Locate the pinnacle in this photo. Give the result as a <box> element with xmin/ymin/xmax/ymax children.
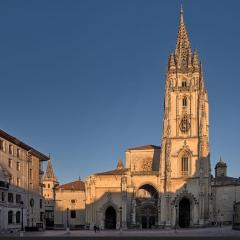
<box><xmin>117</xmin><ymin>159</ymin><xmax>124</xmax><ymax>169</ymax></box>
<box><xmin>44</xmin><ymin>159</ymin><xmax>57</xmax><ymax>180</ymax></box>
<box><xmin>175</xmin><ymin>6</ymin><xmax>192</xmax><ymax>70</ymax></box>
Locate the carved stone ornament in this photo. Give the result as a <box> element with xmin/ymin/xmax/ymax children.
<box><xmin>180</xmin><ymin>115</ymin><xmax>191</xmax><ymax>133</ymax></box>
<box><xmin>142</xmin><ymin>159</ymin><xmax>152</xmax><ymax>171</ymax></box>
<box><xmin>107</xmin><ymin>192</ymin><xmax>111</xmax><ymax>201</ymax></box>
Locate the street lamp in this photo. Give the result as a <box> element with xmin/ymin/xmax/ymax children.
<box><xmin>20</xmin><ymin>201</ymin><xmax>24</xmax><ymax>231</ymax></box>
<box><xmin>66</xmin><ymin>208</ymin><xmax>69</xmax><ymax>233</ymax></box>
<box><xmin>175</xmin><ymin>204</ymin><xmax>178</xmax><ymax>232</ymax></box>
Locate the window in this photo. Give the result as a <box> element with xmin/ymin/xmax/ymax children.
<box><xmin>16</xmin><ymin>211</ymin><xmax>21</xmax><ymax>224</ymax></box>
<box><xmin>17</xmin><ymin>178</ymin><xmax>20</xmax><ymax>187</ymax></box>
<box><xmin>70</xmin><ymin>210</ymin><xmax>76</xmax><ymax>218</ymax></box>
<box><xmin>0</xmin><ymin>140</ymin><xmax>3</xmax><ymax>151</ymax></box>
<box><xmin>16</xmin><ymin>194</ymin><xmax>21</xmax><ymax>203</ymax></box>
<box><xmin>182</xmin><ymin>97</ymin><xmax>187</xmax><ymax>107</ymax></box>
<box><xmin>8</xmin><ymin>211</ymin><xmax>13</xmax><ymax>224</ymax></box>
<box><xmin>8</xmin><ymin>158</ymin><xmax>12</xmax><ymax>168</ymax></box>
<box><xmin>48</xmin><ymin>184</ymin><xmax>50</xmax><ymax>188</ymax></box>
<box><xmin>16</xmin><ymin>162</ymin><xmax>20</xmax><ymax>171</ymax></box>
<box><xmin>8</xmin><ymin>193</ymin><xmax>14</xmax><ymax>203</ymax></box>
<box><xmin>40</xmin><ymin>199</ymin><xmax>43</xmax><ymax>209</ymax></box>
<box><xmin>182</xmin><ymin>80</ymin><xmax>187</xmax><ymax>87</ymax></box>
<box><xmin>181</xmin><ymin>156</ymin><xmax>189</xmax><ymax>176</ymax></box>
<box><xmin>9</xmin><ymin>175</ymin><xmax>13</xmax><ymax>185</ymax></box>
<box><xmin>17</xmin><ymin>148</ymin><xmax>20</xmax><ymax>158</ymax></box>
<box><xmin>71</xmin><ymin>199</ymin><xmax>76</xmax><ymax>204</ymax></box>
<box><xmin>40</xmin><ymin>212</ymin><xmax>44</xmax><ymax>222</ymax></box>
<box><xmin>9</xmin><ymin>145</ymin><xmax>13</xmax><ymax>155</ymax></box>
<box><xmin>29</xmin><ymin>169</ymin><xmax>32</xmax><ymax>179</ymax></box>
<box><xmin>1</xmin><ymin>192</ymin><xmax>5</xmax><ymax>202</ymax></box>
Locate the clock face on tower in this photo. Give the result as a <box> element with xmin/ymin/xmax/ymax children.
<box><xmin>180</xmin><ymin>115</ymin><xmax>191</xmax><ymax>133</ymax></box>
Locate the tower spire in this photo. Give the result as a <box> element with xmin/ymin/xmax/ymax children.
<box><xmin>44</xmin><ymin>159</ymin><xmax>56</xmax><ymax>180</ymax></box>
<box><xmin>175</xmin><ymin>5</ymin><xmax>192</xmax><ymax>70</ymax></box>
<box><xmin>180</xmin><ymin>4</ymin><xmax>184</xmax><ymax>23</ymax></box>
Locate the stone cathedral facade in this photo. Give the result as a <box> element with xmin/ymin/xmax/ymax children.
<box><xmin>84</xmin><ymin>8</ymin><xmax>211</xmax><ymax>229</ymax></box>
<box><xmin>45</xmin><ymin>8</ymin><xmax>240</xmax><ymax>231</ymax></box>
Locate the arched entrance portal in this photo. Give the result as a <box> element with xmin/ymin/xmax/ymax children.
<box><xmin>179</xmin><ymin>198</ymin><xmax>190</xmax><ymax>228</ymax></box>
<box><xmin>105</xmin><ymin>206</ymin><xmax>116</xmax><ymax>229</ymax></box>
<box><xmin>136</xmin><ymin>184</ymin><xmax>158</xmax><ymax>229</ymax></box>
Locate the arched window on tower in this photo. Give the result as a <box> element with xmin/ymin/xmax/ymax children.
<box><xmin>182</xmin><ymin>80</ymin><xmax>187</xmax><ymax>87</ymax></box>
<box><xmin>182</xmin><ymin>97</ymin><xmax>187</xmax><ymax>107</ymax></box>
<box><xmin>181</xmin><ymin>156</ymin><xmax>189</xmax><ymax>176</ymax></box>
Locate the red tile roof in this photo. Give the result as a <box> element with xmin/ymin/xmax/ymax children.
<box><xmin>127</xmin><ymin>144</ymin><xmax>161</xmax><ymax>151</ymax></box>
<box><xmin>58</xmin><ymin>180</ymin><xmax>85</xmax><ymax>191</ymax></box>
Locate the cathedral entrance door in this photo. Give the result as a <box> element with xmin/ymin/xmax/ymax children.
<box><xmin>179</xmin><ymin>198</ymin><xmax>190</xmax><ymax>228</ymax></box>
<box><xmin>105</xmin><ymin>206</ymin><xmax>116</xmax><ymax>229</ymax></box>
<box><xmin>141</xmin><ymin>216</ymin><xmax>147</xmax><ymax>228</ymax></box>
<box><xmin>136</xmin><ymin>184</ymin><xmax>158</xmax><ymax>229</ymax></box>
<box><xmin>149</xmin><ymin>216</ymin><xmax>155</xmax><ymax>228</ymax></box>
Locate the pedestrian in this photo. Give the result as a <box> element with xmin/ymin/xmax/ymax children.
<box><xmin>94</xmin><ymin>224</ymin><xmax>97</xmax><ymax>233</ymax></box>
<box><xmin>219</xmin><ymin>214</ymin><xmax>224</xmax><ymax>228</ymax></box>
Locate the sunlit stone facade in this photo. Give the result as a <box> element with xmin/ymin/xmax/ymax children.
<box><xmin>45</xmin><ymin>7</ymin><xmax>240</xmax><ymax>230</ymax></box>
<box><xmin>0</xmin><ymin>129</ymin><xmax>49</xmax><ymax>231</ymax></box>
<box><xmin>85</xmin><ymin>7</ymin><xmax>211</xmax><ymax>229</ymax></box>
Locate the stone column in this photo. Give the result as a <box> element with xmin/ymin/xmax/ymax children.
<box><xmin>132</xmin><ymin>199</ymin><xmax>136</xmax><ymax>225</ymax></box>
<box><xmin>199</xmin><ymin>192</ymin><xmax>204</xmax><ymax>225</ymax></box>
<box><xmin>121</xmin><ymin>176</ymin><xmax>127</xmax><ymax>229</ymax></box>
<box><xmin>166</xmin><ymin>194</ymin><xmax>171</xmax><ymax>228</ymax></box>
<box><xmin>122</xmin><ymin>192</ymin><xmax>127</xmax><ymax>229</ymax></box>
<box><xmin>193</xmin><ymin>202</ymin><xmax>199</xmax><ymax>226</ymax></box>
<box><xmin>157</xmin><ymin>197</ymin><xmax>161</xmax><ymax>226</ymax></box>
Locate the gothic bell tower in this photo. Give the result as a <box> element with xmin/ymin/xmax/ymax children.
<box><xmin>159</xmin><ymin>7</ymin><xmax>211</xmax><ymax>225</ymax></box>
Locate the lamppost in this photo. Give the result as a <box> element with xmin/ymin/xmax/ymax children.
<box><xmin>20</xmin><ymin>201</ymin><xmax>24</xmax><ymax>231</ymax></box>
<box><xmin>66</xmin><ymin>208</ymin><xmax>69</xmax><ymax>233</ymax></box>
<box><xmin>233</xmin><ymin>201</ymin><xmax>236</xmax><ymax>227</ymax></box>
<box><xmin>119</xmin><ymin>206</ymin><xmax>122</xmax><ymax>232</ymax></box>
<box><xmin>175</xmin><ymin>204</ymin><xmax>178</xmax><ymax>232</ymax></box>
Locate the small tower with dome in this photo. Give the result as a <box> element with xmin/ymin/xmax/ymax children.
<box><xmin>215</xmin><ymin>157</ymin><xmax>227</xmax><ymax>177</ymax></box>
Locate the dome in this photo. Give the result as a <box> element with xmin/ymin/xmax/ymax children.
<box><xmin>215</xmin><ymin>157</ymin><xmax>227</xmax><ymax>168</ymax></box>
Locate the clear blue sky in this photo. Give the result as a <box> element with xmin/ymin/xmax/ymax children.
<box><xmin>0</xmin><ymin>0</ymin><xmax>239</xmax><ymax>184</ymax></box>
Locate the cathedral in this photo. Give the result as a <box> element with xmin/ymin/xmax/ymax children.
<box><xmin>84</xmin><ymin>7</ymin><xmax>210</xmax><ymax>229</ymax></box>
<box><xmin>43</xmin><ymin>7</ymin><xmax>240</xmax><ymax>231</ymax></box>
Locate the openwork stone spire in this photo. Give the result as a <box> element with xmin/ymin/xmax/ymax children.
<box><xmin>175</xmin><ymin>6</ymin><xmax>192</xmax><ymax>70</ymax></box>
<box><xmin>117</xmin><ymin>159</ymin><xmax>124</xmax><ymax>169</ymax></box>
<box><xmin>44</xmin><ymin>159</ymin><xmax>56</xmax><ymax>180</ymax></box>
